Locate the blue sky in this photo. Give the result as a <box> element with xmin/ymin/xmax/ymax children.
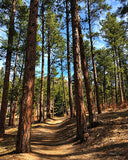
<box><xmin>0</xmin><ymin>0</ymin><xmax>125</xmax><ymax>79</ymax></box>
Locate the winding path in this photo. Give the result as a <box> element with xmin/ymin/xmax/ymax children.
<box><xmin>1</xmin><ymin>109</ymin><xmax>128</xmax><ymax>160</ymax></box>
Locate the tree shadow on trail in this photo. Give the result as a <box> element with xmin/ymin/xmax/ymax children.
<box><xmin>0</xmin><ymin>151</ymin><xmax>15</xmax><ymax>157</ymax></box>
<box><xmin>31</xmin><ymin>118</ymin><xmax>77</xmax><ymax>147</ymax></box>
<box><xmin>31</xmin><ymin>142</ymin><xmax>128</xmax><ymax>159</ymax></box>
<box><xmin>32</xmin><ymin>117</ymin><xmax>76</xmax><ymax>131</ymax></box>
<box><xmin>98</xmin><ymin>109</ymin><xmax>128</xmax><ymax>123</ymax></box>
<box><xmin>0</xmin><ymin>134</ymin><xmax>16</xmax><ymax>148</ymax></box>
<box><xmin>1</xmin><ymin>109</ymin><xmax>128</xmax><ymax>159</ymax></box>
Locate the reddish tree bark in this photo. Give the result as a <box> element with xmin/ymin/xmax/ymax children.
<box><xmin>12</xmin><ymin>58</ymin><xmax>24</xmax><ymax>127</ymax></box>
<box><xmin>47</xmin><ymin>28</ymin><xmax>51</xmax><ymax>119</ymax></box>
<box><xmin>118</xmin><ymin>50</ymin><xmax>126</xmax><ymax>102</ymax></box>
<box><xmin>87</xmin><ymin>0</ymin><xmax>101</xmax><ymax>114</ymax></box>
<box><xmin>0</xmin><ymin>0</ymin><xmax>16</xmax><ymax>136</ymax></box>
<box><xmin>39</xmin><ymin>2</ymin><xmax>45</xmax><ymax>122</ymax></box>
<box><xmin>33</xmin><ymin>101</ymin><xmax>36</xmax><ymax>122</ymax></box>
<box><xmin>113</xmin><ymin>53</ymin><xmax>118</xmax><ymax>104</ymax></box>
<box><xmin>76</xmin><ymin>7</ymin><xmax>94</xmax><ymax>127</ymax></box>
<box><xmin>16</xmin><ymin>0</ymin><xmax>38</xmax><ymax>153</ymax></box>
<box><xmin>66</xmin><ymin>0</ymin><xmax>75</xmax><ymax>118</ymax></box>
<box><xmin>52</xmin><ymin>79</ymin><xmax>55</xmax><ymax>118</ymax></box>
<box><xmin>9</xmin><ymin>32</ymin><xmax>22</xmax><ymax>126</ymax></box>
<box><xmin>103</xmin><ymin>67</ymin><xmax>106</xmax><ymax>104</ymax></box>
<box><xmin>8</xmin><ymin>53</ymin><xmax>18</xmax><ymax>126</ymax></box>
<box><xmin>110</xmin><ymin>79</ymin><xmax>114</xmax><ymax>105</ymax></box>
<box><xmin>115</xmin><ymin>50</ymin><xmax>124</xmax><ymax>103</ymax></box>
<box><xmin>70</xmin><ymin>0</ymin><xmax>85</xmax><ymax>141</ymax></box>
<box><xmin>61</xmin><ymin>58</ymin><xmax>68</xmax><ymax>114</ymax></box>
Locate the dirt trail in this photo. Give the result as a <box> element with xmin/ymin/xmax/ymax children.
<box><xmin>0</xmin><ymin>117</ymin><xmax>78</xmax><ymax>160</ymax></box>
<box><xmin>0</xmin><ymin>108</ymin><xmax>128</xmax><ymax>160</ymax></box>
<box><xmin>31</xmin><ymin>117</ymin><xmax>76</xmax><ymax>159</ymax></box>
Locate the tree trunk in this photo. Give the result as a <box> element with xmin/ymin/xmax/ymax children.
<box><xmin>9</xmin><ymin>29</ymin><xmax>22</xmax><ymax>126</ymax></box>
<box><xmin>8</xmin><ymin>52</ymin><xmax>18</xmax><ymax>126</ymax></box>
<box><xmin>122</xmin><ymin>61</ymin><xmax>128</xmax><ymax>100</ymax></box>
<box><xmin>101</xmin><ymin>80</ymin><xmax>104</xmax><ymax>106</ymax></box>
<box><xmin>103</xmin><ymin>67</ymin><xmax>106</xmax><ymax>105</ymax></box>
<box><xmin>116</xmin><ymin>58</ymin><xmax>124</xmax><ymax>103</ymax></box>
<box><xmin>114</xmin><ymin>49</ymin><xmax>124</xmax><ymax>103</ymax></box>
<box><xmin>121</xmin><ymin>72</ymin><xmax>126</xmax><ymax>102</ymax></box>
<box><xmin>39</xmin><ymin>2</ymin><xmax>45</xmax><ymax>122</ymax></box>
<box><xmin>52</xmin><ymin>78</ymin><xmax>55</xmax><ymax>118</ymax></box>
<box><xmin>12</xmin><ymin>58</ymin><xmax>24</xmax><ymax>127</ymax></box>
<box><xmin>52</xmin><ymin>100</ymin><xmax>54</xmax><ymax>118</ymax></box>
<box><xmin>61</xmin><ymin>58</ymin><xmax>68</xmax><ymax>114</ymax></box>
<box><xmin>33</xmin><ymin>101</ymin><xmax>36</xmax><ymax>122</ymax></box>
<box><xmin>0</xmin><ymin>0</ymin><xmax>16</xmax><ymax>136</ymax></box>
<box><xmin>16</xmin><ymin>0</ymin><xmax>38</xmax><ymax>153</ymax></box>
<box><xmin>87</xmin><ymin>0</ymin><xmax>101</xmax><ymax>114</ymax></box>
<box><xmin>114</xmin><ymin>58</ymin><xmax>118</xmax><ymax>104</ymax></box>
<box><xmin>9</xmin><ymin>32</ymin><xmax>21</xmax><ymax>126</ymax></box>
<box><xmin>66</xmin><ymin>0</ymin><xmax>75</xmax><ymax>118</ymax></box>
<box><xmin>111</xmin><ymin>81</ymin><xmax>114</xmax><ymax>105</ymax></box>
<box><xmin>76</xmin><ymin>5</ymin><xmax>94</xmax><ymax>126</ymax></box>
<box><xmin>37</xmin><ymin>94</ymin><xmax>40</xmax><ymax>121</ymax></box>
<box><xmin>70</xmin><ymin>0</ymin><xmax>85</xmax><ymax>141</ymax></box>
<box><xmin>118</xmin><ymin>51</ymin><xmax>126</xmax><ymax>102</ymax></box>
<box><xmin>47</xmin><ymin>28</ymin><xmax>51</xmax><ymax>119</ymax></box>
<box><xmin>110</xmin><ymin>72</ymin><xmax>114</xmax><ymax>105</ymax></box>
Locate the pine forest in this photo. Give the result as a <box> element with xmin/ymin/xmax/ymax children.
<box><xmin>0</xmin><ymin>0</ymin><xmax>128</xmax><ymax>159</ymax></box>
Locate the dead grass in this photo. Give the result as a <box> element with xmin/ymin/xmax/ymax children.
<box><xmin>0</xmin><ymin>104</ymin><xmax>128</xmax><ymax>160</ymax></box>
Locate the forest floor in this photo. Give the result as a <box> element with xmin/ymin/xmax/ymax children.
<box><xmin>0</xmin><ymin>104</ymin><xmax>128</xmax><ymax>160</ymax></box>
